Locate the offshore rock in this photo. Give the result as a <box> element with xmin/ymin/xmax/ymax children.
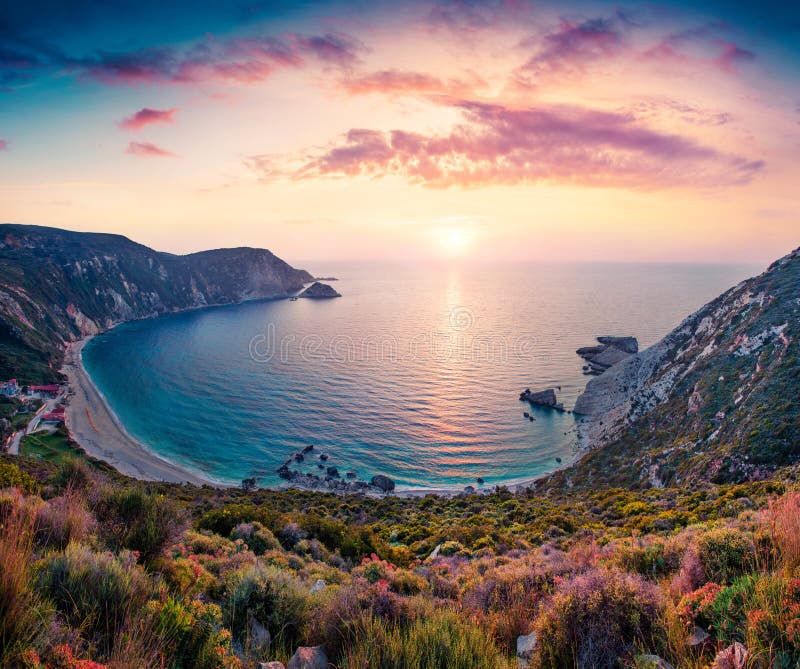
<box><xmin>299</xmin><ymin>282</ymin><xmax>341</xmax><ymax>298</ymax></box>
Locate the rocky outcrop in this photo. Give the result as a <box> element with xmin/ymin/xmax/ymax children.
<box><xmin>286</xmin><ymin>645</ymin><xmax>328</xmax><ymax>669</ymax></box>
<box><xmin>299</xmin><ymin>282</ymin><xmax>341</xmax><ymax>299</ymax></box>
<box><xmin>370</xmin><ymin>474</ymin><xmax>396</xmax><ymax>492</ymax></box>
<box><xmin>520</xmin><ymin>388</ymin><xmax>564</xmax><ymax>411</ymax></box>
<box><xmin>0</xmin><ymin>224</ymin><xmax>314</xmax><ymax>382</ymax></box>
<box><xmin>566</xmin><ymin>246</ymin><xmax>800</xmax><ymax>487</ymax></box>
<box><xmin>576</xmin><ymin>336</ymin><xmax>638</xmax><ymax>375</ymax></box>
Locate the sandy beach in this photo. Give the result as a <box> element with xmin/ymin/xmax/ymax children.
<box><xmin>62</xmin><ymin>338</ymin><xmax>212</xmax><ymax>486</ymax></box>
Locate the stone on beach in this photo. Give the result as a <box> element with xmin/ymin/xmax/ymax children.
<box><xmin>370</xmin><ymin>474</ymin><xmax>395</xmax><ymax>492</ymax></box>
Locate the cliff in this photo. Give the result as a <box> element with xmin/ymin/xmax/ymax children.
<box><xmin>561</xmin><ymin>246</ymin><xmax>799</xmax><ymax>487</ymax></box>
<box><xmin>0</xmin><ymin>224</ymin><xmax>313</xmax><ymax>382</ymax></box>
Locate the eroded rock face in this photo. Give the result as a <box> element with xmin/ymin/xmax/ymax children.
<box><xmin>711</xmin><ymin>642</ymin><xmax>747</xmax><ymax>669</ymax></box>
<box><xmin>569</xmin><ymin>246</ymin><xmax>800</xmax><ymax>486</ymax></box>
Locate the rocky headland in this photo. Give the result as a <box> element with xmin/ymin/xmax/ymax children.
<box><xmin>299</xmin><ymin>282</ymin><xmax>341</xmax><ymax>298</ymax></box>
<box><xmin>576</xmin><ymin>336</ymin><xmax>639</xmax><ymax>375</ymax></box>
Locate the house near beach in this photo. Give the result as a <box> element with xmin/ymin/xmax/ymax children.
<box><xmin>1</xmin><ymin>378</ymin><xmax>19</xmax><ymax>396</ymax></box>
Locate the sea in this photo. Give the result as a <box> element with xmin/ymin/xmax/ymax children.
<box><xmin>82</xmin><ymin>261</ymin><xmax>759</xmax><ymax>490</ymax></box>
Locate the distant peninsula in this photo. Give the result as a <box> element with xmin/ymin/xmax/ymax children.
<box><xmin>0</xmin><ymin>224</ymin><xmax>315</xmax><ymax>383</ymax></box>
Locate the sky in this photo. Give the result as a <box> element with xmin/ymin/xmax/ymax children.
<box><xmin>1</xmin><ymin>0</ymin><xmax>798</xmax><ymax>264</ymax></box>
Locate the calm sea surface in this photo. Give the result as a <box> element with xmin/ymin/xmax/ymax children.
<box><xmin>83</xmin><ymin>261</ymin><xmax>759</xmax><ymax>489</ymax></box>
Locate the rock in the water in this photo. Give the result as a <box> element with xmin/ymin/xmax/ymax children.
<box><xmin>370</xmin><ymin>474</ymin><xmax>395</xmax><ymax>492</ymax></box>
<box><xmin>345</xmin><ymin>471</ymin><xmax>357</xmax><ymax>479</ymax></box>
<box><xmin>711</xmin><ymin>642</ymin><xmax>747</xmax><ymax>669</ymax></box>
<box><xmin>325</xmin><ymin>466</ymin><xmax>339</xmax><ymax>478</ymax></box>
<box><xmin>597</xmin><ymin>335</ymin><xmax>639</xmax><ymax>354</ymax></box>
<box><xmin>287</xmin><ymin>645</ymin><xmax>328</xmax><ymax>669</ymax></box>
<box><xmin>310</xmin><ymin>579</ymin><xmax>326</xmax><ymax>594</ymax></box>
<box><xmin>249</xmin><ymin>616</ymin><xmax>271</xmax><ymax>650</ymax></box>
<box><xmin>476</xmin><ymin>477</ymin><xmax>484</xmax><ymax>484</ymax></box>
<box><xmin>516</xmin><ymin>631</ymin><xmax>537</xmax><ymax>667</ymax></box>
<box><xmin>299</xmin><ymin>282</ymin><xmax>341</xmax><ymax>299</ymax></box>
<box><xmin>519</xmin><ymin>388</ymin><xmax>563</xmax><ymax>410</ymax></box>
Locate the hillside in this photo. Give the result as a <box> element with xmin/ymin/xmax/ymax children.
<box><xmin>555</xmin><ymin>247</ymin><xmax>799</xmax><ymax>489</ymax></box>
<box><xmin>0</xmin><ymin>225</ymin><xmax>313</xmax><ymax>383</ymax></box>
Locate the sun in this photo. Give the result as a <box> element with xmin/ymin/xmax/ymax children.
<box><xmin>437</xmin><ymin>227</ymin><xmax>472</xmax><ymax>257</ymax></box>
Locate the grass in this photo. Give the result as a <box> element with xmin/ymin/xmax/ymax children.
<box><xmin>20</xmin><ymin>428</ymin><xmax>115</xmax><ymax>474</ymax></box>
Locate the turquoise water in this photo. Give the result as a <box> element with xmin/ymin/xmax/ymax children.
<box><xmin>82</xmin><ymin>261</ymin><xmax>759</xmax><ymax>489</ymax></box>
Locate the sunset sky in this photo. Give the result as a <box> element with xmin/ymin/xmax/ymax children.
<box><xmin>1</xmin><ymin>0</ymin><xmax>798</xmax><ymax>263</ymax></box>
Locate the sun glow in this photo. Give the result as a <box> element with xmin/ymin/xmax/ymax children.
<box><xmin>437</xmin><ymin>227</ymin><xmax>473</xmax><ymax>257</ymax></box>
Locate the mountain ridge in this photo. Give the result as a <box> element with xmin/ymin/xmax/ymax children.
<box><xmin>0</xmin><ymin>224</ymin><xmax>313</xmax><ymax>383</ymax></box>
<box><xmin>550</xmin><ymin>246</ymin><xmax>799</xmax><ymax>489</ymax></box>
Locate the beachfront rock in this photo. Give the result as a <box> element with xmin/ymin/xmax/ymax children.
<box><xmin>370</xmin><ymin>474</ymin><xmax>395</xmax><ymax>492</ymax></box>
<box><xmin>516</xmin><ymin>631</ymin><xmax>537</xmax><ymax>667</ymax></box>
<box><xmin>711</xmin><ymin>642</ymin><xmax>747</xmax><ymax>669</ymax></box>
<box><xmin>287</xmin><ymin>645</ymin><xmax>328</xmax><ymax>669</ymax></box>
<box><xmin>277</xmin><ymin>465</ymin><xmax>292</xmax><ymax>480</ymax></box>
<box><xmin>519</xmin><ymin>388</ymin><xmax>563</xmax><ymax>410</ymax></box>
<box><xmin>326</xmin><ymin>466</ymin><xmax>339</xmax><ymax>478</ymax></box>
<box><xmin>299</xmin><ymin>282</ymin><xmax>341</xmax><ymax>299</ymax></box>
<box><xmin>310</xmin><ymin>579</ymin><xmax>326</xmax><ymax>594</ymax></box>
<box><xmin>345</xmin><ymin>471</ymin><xmax>357</xmax><ymax>479</ymax></box>
<box><xmin>463</xmin><ymin>485</ymin><xmax>476</xmax><ymax>494</ymax></box>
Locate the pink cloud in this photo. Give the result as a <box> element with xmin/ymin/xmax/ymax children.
<box><xmin>119</xmin><ymin>107</ymin><xmax>177</xmax><ymax>131</ymax></box>
<box><xmin>714</xmin><ymin>41</ymin><xmax>755</xmax><ymax>73</ymax></box>
<box><xmin>249</xmin><ymin>101</ymin><xmax>763</xmax><ymax>190</ymax></box>
<box><xmin>0</xmin><ymin>139</ymin><xmax>7</xmax><ymax>151</ymax></box>
<box><xmin>126</xmin><ymin>141</ymin><xmax>176</xmax><ymax>158</ymax></box>
<box><xmin>340</xmin><ymin>69</ymin><xmax>484</xmax><ymax>97</ymax></box>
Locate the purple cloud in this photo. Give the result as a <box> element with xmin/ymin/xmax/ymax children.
<box><xmin>0</xmin><ymin>139</ymin><xmax>7</xmax><ymax>151</ymax></box>
<box><xmin>77</xmin><ymin>31</ymin><xmax>363</xmax><ymax>86</ymax></box>
<box><xmin>119</xmin><ymin>107</ymin><xmax>177</xmax><ymax>130</ymax></box>
<box><xmin>249</xmin><ymin>101</ymin><xmax>763</xmax><ymax>190</ymax></box>
<box><xmin>126</xmin><ymin>141</ymin><xmax>176</xmax><ymax>158</ymax></box>
<box><xmin>519</xmin><ymin>17</ymin><xmax>625</xmax><ymax>80</ymax></box>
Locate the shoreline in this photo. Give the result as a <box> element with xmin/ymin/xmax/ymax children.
<box><xmin>63</xmin><ymin>336</ymin><xmax>580</xmax><ymax>497</ymax></box>
<box><xmin>63</xmin><ymin>337</ymin><xmax>214</xmax><ymax>486</ymax></box>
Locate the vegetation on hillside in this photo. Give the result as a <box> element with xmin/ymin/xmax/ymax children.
<box><xmin>1</xmin><ymin>455</ymin><xmax>800</xmax><ymax>668</ymax></box>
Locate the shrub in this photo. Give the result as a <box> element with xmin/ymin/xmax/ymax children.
<box><xmin>37</xmin><ymin>543</ymin><xmax>153</xmax><ymax>659</ymax></box>
<box><xmin>222</xmin><ymin>563</ymin><xmax>309</xmax><ymax>652</ymax></box>
<box><xmin>765</xmin><ymin>490</ymin><xmax>800</xmax><ymax>574</ymax></box>
<box><xmin>146</xmin><ymin>597</ymin><xmax>239</xmax><ymax>669</ymax></box>
<box><xmin>94</xmin><ymin>487</ymin><xmax>185</xmax><ymax>565</ymax></box>
<box><xmin>697</xmin><ymin>527</ymin><xmax>755</xmax><ymax>584</ymax></box>
<box><xmin>439</xmin><ymin>540</ymin><xmax>466</xmax><ymax>557</ymax></box>
<box><xmin>34</xmin><ymin>491</ymin><xmax>95</xmax><ymax>550</ymax></box>
<box><xmin>0</xmin><ymin>498</ymin><xmax>51</xmax><ymax>666</ymax></box>
<box><xmin>230</xmin><ymin>522</ymin><xmax>280</xmax><ymax>555</ymax></box>
<box><xmin>338</xmin><ymin>609</ymin><xmax>510</xmax><ymax>668</ymax></box>
<box><xmin>0</xmin><ymin>461</ymin><xmax>37</xmax><ymax>493</ymax></box>
<box><xmin>533</xmin><ymin>568</ymin><xmax>664</xmax><ymax>669</ymax></box>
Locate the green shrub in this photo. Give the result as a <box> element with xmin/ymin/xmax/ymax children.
<box><xmin>533</xmin><ymin>568</ymin><xmax>664</xmax><ymax>669</ymax></box>
<box><xmin>339</xmin><ymin>609</ymin><xmax>510</xmax><ymax>668</ymax></box>
<box><xmin>0</xmin><ymin>461</ymin><xmax>37</xmax><ymax>493</ymax></box>
<box><xmin>37</xmin><ymin>543</ymin><xmax>153</xmax><ymax>658</ymax></box>
<box><xmin>223</xmin><ymin>563</ymin><xmax>309</xmax><ymax>652</ymax></box>
<box><xmin>94</xmin><ymin>487</ymin><xmax>185</xmax><ymax>565</ymax></box>
<box><xmin>147</xmin><ymin>597</ymin><xmax>238</xmax><ymax>669</ymax></box>
<box><xmin>697</xmin><ymin>527</ymin><xmax>755</xmax><ymax>584</ymax></box>
<box><xmin>230</xmin><ymin>521</ymin><xmax>280</xmax><ymax>555</ymax></box>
